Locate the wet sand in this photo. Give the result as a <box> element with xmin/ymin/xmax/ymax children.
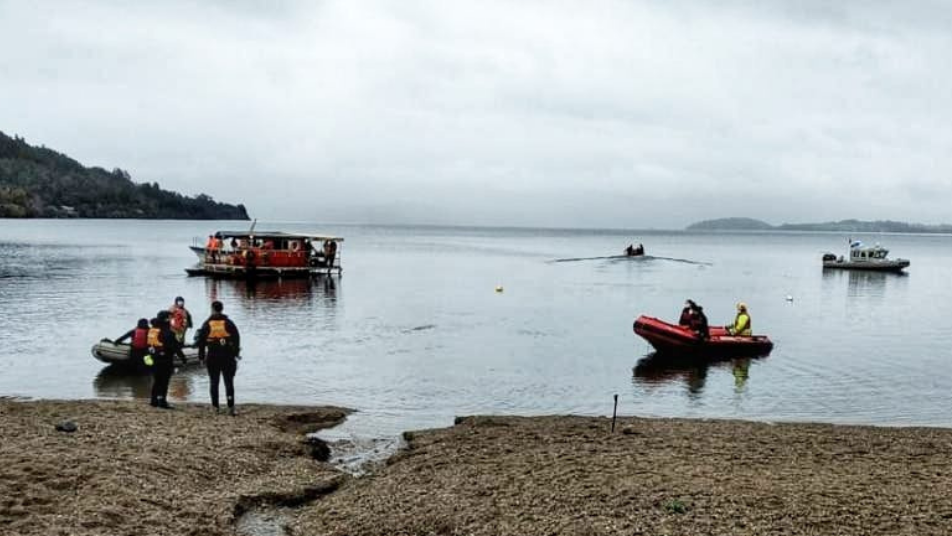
<box><xmin>0</xmin><ymin>399</ymin><xmax>348</xmax><ymax>536</ymax></box>
<box><xmin>295</xmin><ymin>415</ymin><xmax>952</xmax><ymax>536</ymax></box>
<box><xmin>5</xmin><ymin>401</ymin><xmax>952</xmax><ymax>535</ymax></box>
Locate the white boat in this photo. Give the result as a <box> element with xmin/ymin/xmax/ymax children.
<box><xmin>91</xmin><ymin>339</ymin><xmax>201</xmax><ymax>367</ymax></box>
<box><xmin>822</xmin><ymin>240</ymin><xmax>910</xmax><ymax>273</ymax></box>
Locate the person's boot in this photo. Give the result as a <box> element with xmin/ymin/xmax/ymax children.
<box><xmin>149</xmin><ymin>398</ymin><xmax>158</xmax><ymax>407</ymax></box>
<box><xmin>157</xmin><ymin>398</ymin><xmax>174</xmax><ymax>410</ymax></box>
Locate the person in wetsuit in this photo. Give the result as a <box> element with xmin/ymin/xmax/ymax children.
<box><xmin>679</xmin><ymin>300</ymin><xmax>698</xmax><ymax>326</ymax></box>
<box><xmin>690</xmin><ymin>305</ymin><xmax>710</xmax><ymax>340</ymax></box>
<box><xmin>115</xmin><ymin>318</ymin><xmax>150</xmax><ymax>369</ymax></box>
<box><xmin>195</xmin><ymin>300</ymin><xmax>241</xmax><ymax>415</ymax></box>
<box><xmin>147</xmin><ymin>311</ymin><xmax>186</xmax><ymax>409</ymax></box>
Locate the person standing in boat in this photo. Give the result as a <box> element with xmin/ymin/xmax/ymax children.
<box><xmin>114</xmin><ymin>318</ymin><xmax>150</xmax><ymax>368</ymax></box>
<box><xmin>679</xmin><ymin>300</ymin><xmax>697</xmax><ymax>326</ymax></box>
<box><xmin>195</xmin><ymin>300</ymin><xmax>241</xmax><ymax>415</ymax></box>
<box><xmin>690</xmin><ymin>305</ymin><xmax>710</xmax><ymax>340</ymax></box>
<box><xmin>727</xmin><ymin>302</ymin><xmax>752</xmax><ymax>337</ymax></box>
<box><xmin>168</xmin><ymin>296</ymin><xmax>193</xmax><ymax>344</ymax></box>
<box><xmin>323</xmin><ymin>240</ymin><xmax>338</xmax><ymax>268</ymax></box>
<box><xmin>147</xmin><ymin>311</ymin><xmax>186</xmax><ymax>409</ymax></box>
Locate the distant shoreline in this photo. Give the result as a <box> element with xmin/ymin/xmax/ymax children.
<box><xmin>687</xmin><ymin>217</ymin><xmax>952</xmax><ymax>234</ymax></box>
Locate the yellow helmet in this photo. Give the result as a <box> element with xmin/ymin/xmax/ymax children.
<box><xmin>736</xmin><ymin>302</ymin><xmax>748</xmax><ymax>312</ymax></box>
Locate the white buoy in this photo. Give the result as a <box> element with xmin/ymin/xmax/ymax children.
<box><xmin>495</xmin><ymin>285</ymin><xmax>504</xmax><ymax>293</ymax></box>
<box><xmin>785</xmin><ymin>295</ymin><xmax>793</xmax><ymax>302</ymax></box>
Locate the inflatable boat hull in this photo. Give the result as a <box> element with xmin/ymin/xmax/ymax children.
<box><xmin>91</xmin><ymin>340</ymin><xmax>201</xmax><ymax>367</ymax></box>
<box><xmin>633</xmin><ymin>315</ymin><xmax>773</xmax><ymax>358</ymax></box>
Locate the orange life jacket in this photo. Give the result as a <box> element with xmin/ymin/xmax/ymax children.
<box><xmin>207</xmin><ymin>319</ymin><xmax>231</xmax><ymax>342</ymax></box>
<box><xmin>147</xmin><ymin>327</ymin><xmax>163</xmax><ymax>349</ymax></box>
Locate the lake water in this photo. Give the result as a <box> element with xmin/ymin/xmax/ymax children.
<box><xmin>1</xmin><ymin>220</ymin><xmax>950</xmax><ymax>442</ymax></box>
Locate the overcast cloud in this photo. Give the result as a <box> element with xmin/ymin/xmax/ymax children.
<box><xmin>1</xmin><ymin>0</ymin><xmax>951</xmax><ymax>228</ymax></box>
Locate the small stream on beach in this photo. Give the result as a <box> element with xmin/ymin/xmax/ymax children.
<box><xmin>3</xmin><ymin>220</ymin><xmax>952</xmax><ymax>468</ymax></box>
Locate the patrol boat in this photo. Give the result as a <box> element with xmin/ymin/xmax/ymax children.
<box><xmin>822</xmin><ymin>240</ymin><xmax>910</xmax><ymax>273</ymax></box>
<box><xmin>187</xmin><ymin>230</ymin><xmax>343</xmax><ymax>279</ymax></box>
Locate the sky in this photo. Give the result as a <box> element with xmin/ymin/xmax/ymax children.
<box><xmin>1</xmin><ymin>0</ymin><xmax>951</xmax><ymax>228</ymax></box>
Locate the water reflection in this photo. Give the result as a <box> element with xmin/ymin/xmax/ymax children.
<box><xmin>203</xmin><ymin>277</ymin><xmax>339</xmax><ymax>310</ymax></box>
<box><xmin>93</xmin><ymin>364</ymin><xmax>202</xmax><ymax>400</ymax></box>
<box><xmin>821</xmin><ymin>269</ymin><xmax>907</xmax><ymax>300</ymax></box>
<box><xmin>633</xmin><ymin>354</ymin><xmax>760</xmax><ymax>396</ymax></box>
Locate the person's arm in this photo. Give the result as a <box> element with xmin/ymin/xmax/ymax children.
<box><xmin>165</xmin><ymin>330</ymin><xmax>186</xmax><ymax>362</ymax></box>
<box><xmin>114</xmin><ymin>329</ymin><xmax>135</xmax><ymax>344</ymax></box>
<box><xmin>227</xmin><ymin>319</ymin><xmax>241</xmax><ymax>355</ymax></box>
<box><xmin>186</xmin><ymin>310</ymin><xmax>193</xmax><ymax>329</ymax></box>
<box><xmin>195</xmin><ymin>320</ymin><xmax>209</xmax><ymax>361</ymax></box>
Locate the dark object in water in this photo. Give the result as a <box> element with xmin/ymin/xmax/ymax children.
<box><xmin>624</xmin><ymin>244</ymin><xmax>645</xmax><ymax>257</ymax></box>
<box><xmin>633</xmin><ymin>315</ymin><xmax>773</xmax><ymax>358</ymax></box>
<box><xmin>305</xmin><ymin>436</ymin><xmax>331</xmax><ymax>462</ymax></box>
<box><xmin>55</xmin><ymin>421</ymin><xmax>78</xmax><ymax>433</ymax></box>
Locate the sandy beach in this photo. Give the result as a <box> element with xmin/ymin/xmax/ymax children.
<box><xmin>4</xmin><ymin>401</ymin><xmax>952</xmax><ymax>535</ymax></box>
<box><xmin>0</xmin><ymin>399</ymin><xmax>348</xmax><ymax>536</ymax></box>
<box><xmin>295</xmin><ymin>415</ymin><xmax>952</xmax><ymax>536</ymax></box>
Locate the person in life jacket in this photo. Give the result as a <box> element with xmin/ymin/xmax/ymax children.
<box><xmin>168</xmin><ymin>296</ymin><xmax>193</xmax><ymax>344</ymax></box>
<box><xmin>114</xmin><ymin>318</ymin><xmax>150</xmax><ymax>368</ymax></box>
<box><xmin>728</xmin><ymin>302</ymin><xmax>752</xmax><ymax>337</ymax></box>
<box><xmin>146</xmin><ymin>311</ymin><xmax>185</xmax><ymax>409</ymax></box>
<box><xmin>195</xmin><ymin>300</ymin><xmax>241</xmax><ymax>415</ymax></box>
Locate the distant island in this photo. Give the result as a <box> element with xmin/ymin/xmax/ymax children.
<box><xmin>0</xmin><ymin>131</ymin><xmax>249</xmax><ymax>219</ymax></box>
<box><xmin>687</xmin><ymin>217</ymin><xmax>952</xmax><ymax>234</ymax></box>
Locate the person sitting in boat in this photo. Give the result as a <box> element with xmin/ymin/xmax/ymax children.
<box><xmin>727</xmin><ymin>302</ymin><xmax>752</xmax><ymax>337</ymax></box>
<box><xmin>625</xmin><ymin>244</ymin><xmax>636</xmax><ymax>256</ymax></box>
<box><xmin>114</xmin><ymin>318</ymin><xmax>151</xmax><ymax>366</ymax></box>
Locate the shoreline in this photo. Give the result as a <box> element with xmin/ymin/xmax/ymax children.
<box><xmin>4</xmin><ymin>400</ymin><xmax>952</xmax><ymax>535</ymax></box>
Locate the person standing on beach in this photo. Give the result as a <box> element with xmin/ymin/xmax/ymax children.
<box><xmin>195</xmin><ymin>301</ymin><xmax>241</xmax><ymax>415</ymax></box>
<box><xmin>147</xmin><ymin>311</ymin><xmax>185</xmax><ymax>409</ymax></box>
<box><xmin>168</xmin><ymin>296</ymin><xmax>193</xmax><ymax>344</ymax></box>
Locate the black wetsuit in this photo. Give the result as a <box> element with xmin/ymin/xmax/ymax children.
<box><xmin>150</xmin><ymin>324</ymin><xmax>184</xmax><ymax>407</ymax></box>
<box><xmin>691</xmin><ymin>309</ymin><xmax>710</xmax><ymax>340</ymax></box>
<box><xmin>196</xmin><ymin>313</ymin><xmax>241</xmax><ymax>410</ymax></box>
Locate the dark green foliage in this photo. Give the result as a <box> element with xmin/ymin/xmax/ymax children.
<box><xmin>0</xmin><ymin>131</ymin><xmax>249</xmax><ymax>220</ymax></box>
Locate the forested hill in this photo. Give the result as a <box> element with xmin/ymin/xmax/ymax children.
<box><xmin>0</xmin><ymin>131</ymin><xmax>249</xmax><ymax>219</ymax></box>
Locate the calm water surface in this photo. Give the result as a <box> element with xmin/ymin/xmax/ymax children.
<box><xmin>1</xmin><ymin>220</ymin><xmax>951</xmax><ymax>440</ymax></box>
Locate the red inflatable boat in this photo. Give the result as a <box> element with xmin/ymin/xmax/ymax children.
<box><xmin>633</xmin><ymin>315</ymin><xmax>774</xmax><ymax>358</ymax></box>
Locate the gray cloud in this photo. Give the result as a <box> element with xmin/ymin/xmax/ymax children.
<box><xmin>2</xmin><ymin>0</ymin><xmax>951</xmax><ymax>227</ymax></box>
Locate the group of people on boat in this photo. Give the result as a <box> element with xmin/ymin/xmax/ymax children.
<box><xmin>204</xmin><ymin>234</ymin><xmax>338</xmax><ymax>269</ymax></box>
<box><xmin>114</xmin><ymin>296</ymin><xmax>242</xmax><ymax>415</ymax></box>
<box><xmin>678</xmin><ymin>299</ymin><xmax>753</xmax><ymax>339</ymax></box>
<box><xmin>624</xmin><ymin>243</ymin><xmax>645</xmax><ymax>257</ymax></box>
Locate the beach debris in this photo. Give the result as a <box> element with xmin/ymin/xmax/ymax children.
<box><xmin>55</xmin><ymin>420</ymin><xmax>78</xmax><ymax>433</ymax></box>
<box><xmin>304</xmin><ymin>436</ymin><xmax>331</xmax><ymax>462</ymax></box>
